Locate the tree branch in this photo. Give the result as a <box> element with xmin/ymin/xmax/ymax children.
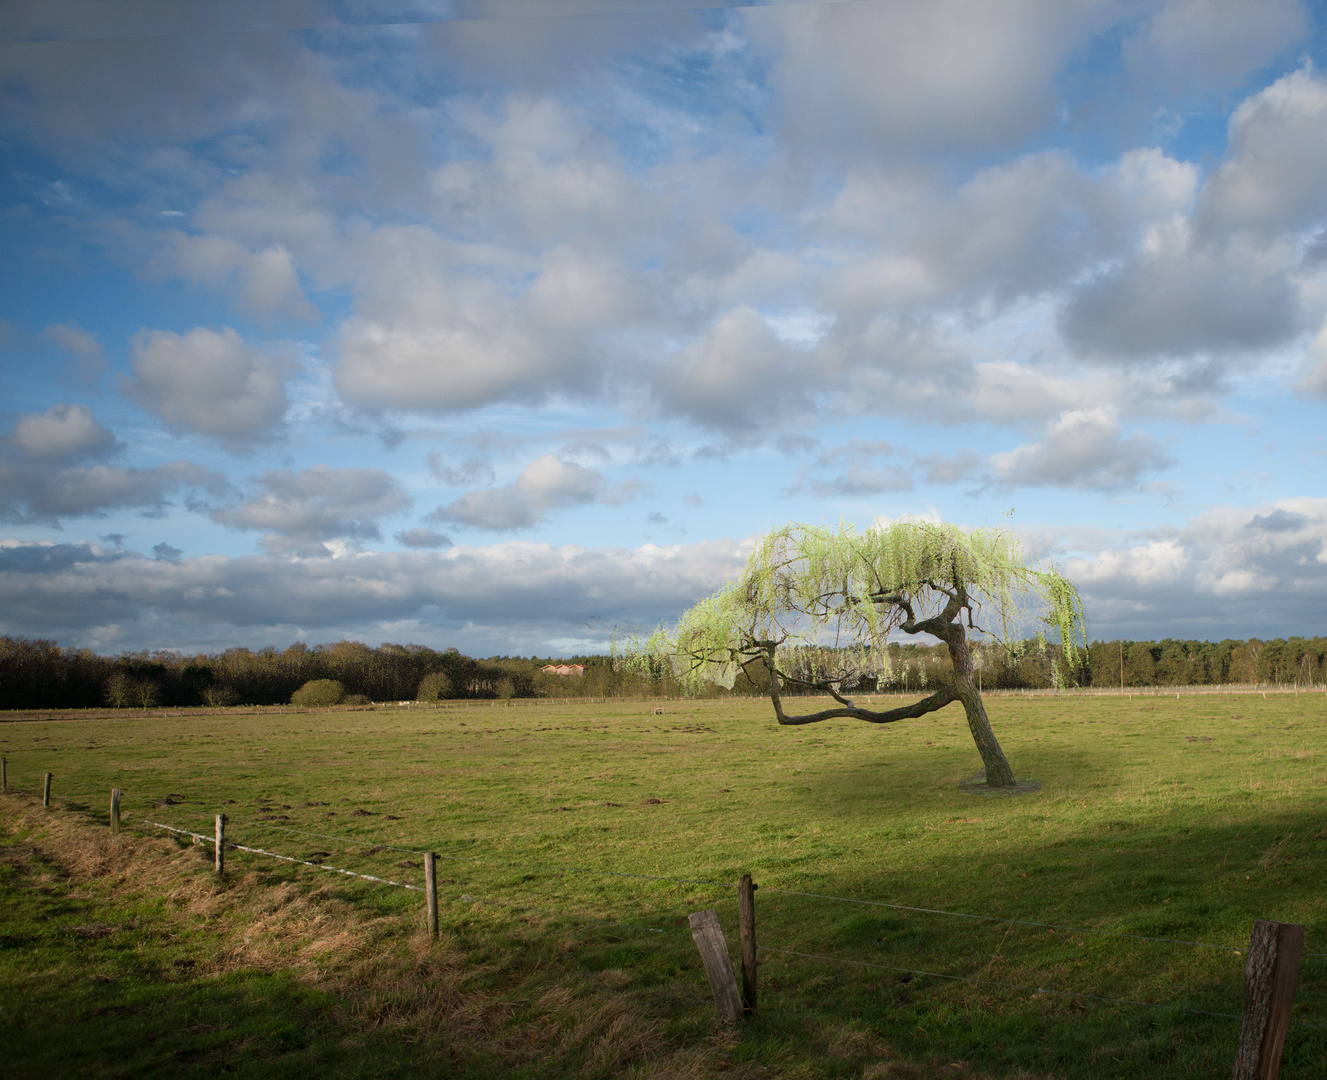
<box><xmin>779</xmin><ymin>671</ymin><xmax>857</xmax><ymax>707</ymax></box>
<box><xmin>769</xmin><ymin>682</ymin><xmax>961</xmax><ymax>726</ymax></box>
<box><xmin>764</xmin><ymin>640</ymin><xmax>959</xmax><ymax>725</ymax></box>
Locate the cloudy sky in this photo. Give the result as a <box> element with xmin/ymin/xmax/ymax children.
<box><xmin>2</xmin><ymin>0</ymin><xmax>1327</xmax><ymax>656</ymax></box>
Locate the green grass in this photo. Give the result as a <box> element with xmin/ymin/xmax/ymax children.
<box><xmin>3</xmin><ymin>690</ymin><xmax>1326</xmax><ymax>1078</ymax></box>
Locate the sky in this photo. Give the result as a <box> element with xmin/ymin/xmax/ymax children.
<box><xmin>2</xmin><ymin>0</ymin><xmax>1327</xmax><ymax>657</ymax></box>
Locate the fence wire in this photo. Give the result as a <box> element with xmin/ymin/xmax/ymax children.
<box><xmin>8</xmin><ymin>783</ymin><xmax>1327</xmax><ymax>967</ymax></box>
<box><xmin>9</xmin><ymin>782</ymin><xmax>1326</xmax><ymax>958</ymax></box>
<box><xmin>6</xmin><ymin>789</ymin><xmax>1326</xmax><ymax>1042</ymax></box>
<box><xmin>143</xmin><ymin>819</ymin><xmax>424</xmax><ymax>891</ymax></box>
<box><xmin>759</xmin><ymin>885</ymin><xmax>1268</xmax><ymax>956</ymax></box>
<box><xmin>759</xmin><ymin>945</ymin><xmax>1327</xmax><ymax>1030</ymax></box>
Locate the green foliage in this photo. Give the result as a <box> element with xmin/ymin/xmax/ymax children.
<box><xmin>343</xmin><ymin>693</ymin><xmax>371</xmax><ymax>706</ymax></box>
<box><xmin>290</xmin><ymin>679</ymin><xmax>345</xmax><ymax>707</ymax></box>
<box><xmin>416</xmin><ymin>671</ymin><xmax>454</xmax><ymax>701</ymax></box>
<box><xmin>621</xmin><ymin>519</ymin><xmax>1086</xmax><ymax>694</ymax></box>
<box><xmin>202</xmin><ymin>684</ymin><xmax>239</xmax><ymax>708</ymax></box>
<box><xmin>102</xmin><ymin>670</ymin><xmax>134</xmax><ymax>708</ymax></box>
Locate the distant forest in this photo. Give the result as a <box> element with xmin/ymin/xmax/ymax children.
<box><xmin>0</xmin><ymin>634</ymin><xmax>1324</xmax><ymax>712</ymax></box>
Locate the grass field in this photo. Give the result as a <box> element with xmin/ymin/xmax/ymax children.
<box><xmin>2</xmin><ymin>690</ymin><xmax>1326</xmax><ymax>1078</ymax></box>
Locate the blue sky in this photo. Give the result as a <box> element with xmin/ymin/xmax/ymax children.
<box><xmin>2</xmin><ymin>0</ymin><xmax>1327</xmax><ymax>655</ymax></box>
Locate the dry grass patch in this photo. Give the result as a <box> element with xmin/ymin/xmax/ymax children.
<box><xmin>0</xmin><ymin>795</ymin><xmax>736</xmax><ymax>1077</ymax></box>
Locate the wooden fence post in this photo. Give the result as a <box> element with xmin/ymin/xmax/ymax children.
<box><xmin>425</xmin><ymin>852</ymin><xmax>439</xmax><ymax>939</ymax></box>
<box><xmin>43</xmin><ymin>772</ymin><xmax>52</xmax><ymax>808</ymax></box>
<box><xmin>215</xmin><ymin>814</ymin><xmax>226</xmax><ymax>875</ymax></box>
<box><xmin>110</xmin><ymin>789</ymin><xmax>121</xmax><ymax>834</ymax></box>
<box><xmin>688</xmin><ymin>908</ymin><xmax>743</xmax><ymax>1022</ymax></box>
<box><xmin>738</xmin><ymin>874</ymin><xmax>757</xmax><ymax>1013</ymax></box>
<box><xmin>1234</xmin><ymin>919</ymin><xmax>1305</xmax><ymax>1080</ymax></box>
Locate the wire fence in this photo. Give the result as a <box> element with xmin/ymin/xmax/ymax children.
<box><xmin>135</xmin><ymin>809</ymin><xmax>1327</xmax><ymax>1031</ymax></box>
<box><xmin>9</xmin><ymin>780</ymin><xmax>1326</xmax><ymax>953</ymax></box>
<box><xmin>5</xmin><ymin>778</ymin><xmax>1327</xmax><ymax>1041</ymax></box>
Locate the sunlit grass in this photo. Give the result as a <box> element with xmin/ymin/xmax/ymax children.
<box><xmin>2</xmin><ymin>690</ymin><xmax>1325</xmax><ymax>1077</ymax></box>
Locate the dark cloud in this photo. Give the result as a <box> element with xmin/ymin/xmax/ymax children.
<box><xmin>395</xmin><ymin>526</ymin><xmax>452</xmax><ymax>549</ymax></box>
<box><xmin>1060</xmin><ymin>241</ymin><xmax>1302</xmax><ymax>361</ymax></box>
<box><xmin>152</xmin><ymin>541</ymin><xmax>183</xmax><ymax>563</ymax></box>
<box><xmin>1247</xmin><ymin>509</ymin><xmax>1308</xmax><ymax>533</ymax></box>
<box><xmin>0</xmin><ymin>535</ymin><xmax>747</xmax><ymax>653</ymax></box>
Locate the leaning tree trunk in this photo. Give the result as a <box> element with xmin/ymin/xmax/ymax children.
<box><xmin>935</xmin><ymin>621</ymin><xmax>1016</xmax><ymax>788</ymax></box>
<box><xmin>761</xmin><ymin>600</ymin><xmax>1019</xmax><ymax>787</ymax></box>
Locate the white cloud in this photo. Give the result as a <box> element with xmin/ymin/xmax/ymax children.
<box><xmin>1200</xmin><ymin>67</ymin><xmax>1327</xmax><ymax>238</ymax></box>
<box><xmin>1122</xmin><ymin>0</ymin><xmax>1309</xmax><ymax>99</ymax></box>
<box><xmin>788</xmin><ymin>439</ymin><xmax>981</xmax><ymax>497</ymax></box>
<box><xmin>8</xmin><ymin>403</ymin><xmax>115</xmax><ymax>461</ymax></box>
<box><xmin>212</xmin><ymin>465</ymin><xmax>411</xmax><ymax>556</ymax></box>
<box><xmin>332</xmin><ymin>229</ymin><xmax>637</xmax><ymax>413</ymax></box>
<box><xmin>988</xmin><ymin>407</ymin><xmax>1171</xmax><ymax>490</ymax></box>
<box><xmin>39</xmin><ymin>322</ymin><xmax>105</xmax><ymax>382</ymax></box>
<box><xmin>754</xmin><ymin>0</ymin><xmax>1104</xmax><ymax>156</ymax></box>
<box><xmin>430</xmin><ymin>454</ymin><xmax>616</xmax><ymax>532</ymax></box>
<box><xmin>1068</xmin><ymin>539</ymin><xmax>1187</xmax><ymax>587</ymax></box>
<box><xmin>1</xmin><ymin>404</ymin><xmax>224</xmax><ymax>525</ymax></box>
<box><xmin>126</xmin><ymin>326</ymin><xmax>295</xmax><ymax>445</ymax></box>
<box><xmin>1058</xmin><ymin>498</ymin><xmax>1327</xmax><ymax>639</ymax></box>
<box><xmin>654</xmin><ymin>306</ymin><xmax>812</xmax><ymax>430</ymax></box>
<box><xmin>144</xmin><ymin>231</ymin><xmax>316</xmax><ymax>321</ymax></box>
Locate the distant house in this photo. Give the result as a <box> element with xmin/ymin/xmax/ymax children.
<box><xmin>541</xmin><ymin>664</ymin><xmax>586</xmax><ymax>677</ymax></box>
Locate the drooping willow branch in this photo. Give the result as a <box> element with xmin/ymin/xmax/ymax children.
<box><xmin>616</xmin><ymin>518</ymin><xmax>1086</xmax><ymax>719</ymax></box>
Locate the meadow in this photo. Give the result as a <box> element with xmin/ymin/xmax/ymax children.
<box><xmin>2</xmin><ymin>690</ymin><xmax>1325</xmax><ymax>1078</ymax></box>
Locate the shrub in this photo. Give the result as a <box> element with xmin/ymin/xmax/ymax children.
<box><xmin>291</xmin><ymin>679</ymin><xmax>345</xmax><ymax>707</ymax></box>
<box><xmin>202</xmin><ymin>684</ymin><xmax>239</xmax><ymax>708</ymax></box>
<box><xmin>104</xmin><ymin>671</ymin><xmax>134</xmax><ymax>708</ymax></box>
<box><xmin>133</xmin><ymin>679</ymin><xmax>160</xmax><ymax>708</ymax></box>
<box><xmin>343</xmin><ymin>693</ymin><xmax>371</xmax><ymax>706</ymax></box>
<box><xmin>416</xmin><ymin>671</ymin><xmax>454</xmax><ymax>702</ymax></box>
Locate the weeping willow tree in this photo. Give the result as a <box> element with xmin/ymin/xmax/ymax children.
<box><xmin>620</xmin><ymin>520</ymin><xmax>1086</xmax><ymax>788</ymax></box>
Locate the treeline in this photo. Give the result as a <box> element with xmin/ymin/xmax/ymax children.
<box><xmin>0</xmin><ymin>638</ymin><xmax>541</xmax><ymax>711</ymax></box>
<box><xmin>2</xmin><ymin>635</ymin><xmax>1325</xmax><ymax>712</ymax></box>
<box><xmin>763</xmin><ymin>637</ymin><xmax>1327</xmax><ymax>694</ymax></box>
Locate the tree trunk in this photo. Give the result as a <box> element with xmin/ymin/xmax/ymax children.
<box><xmin>941</xmin><ymin>624</ymin><xmax>1016</xmax><ymax>787</ymax></box>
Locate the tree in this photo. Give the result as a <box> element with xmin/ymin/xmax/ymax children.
<box><xmin>416</xmin><ymin>671</ymin><xmax>454</xmax><ymax>702</ymax></box>
<box><xmin>620</xmin><ymin>520</ymin><xmax>1085</xmax><ymax>789</ymax></box>
<box><xmin>291</xmin><ymin>678</ymin><xmax>346</xmax><ymax>707</ymax></box>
